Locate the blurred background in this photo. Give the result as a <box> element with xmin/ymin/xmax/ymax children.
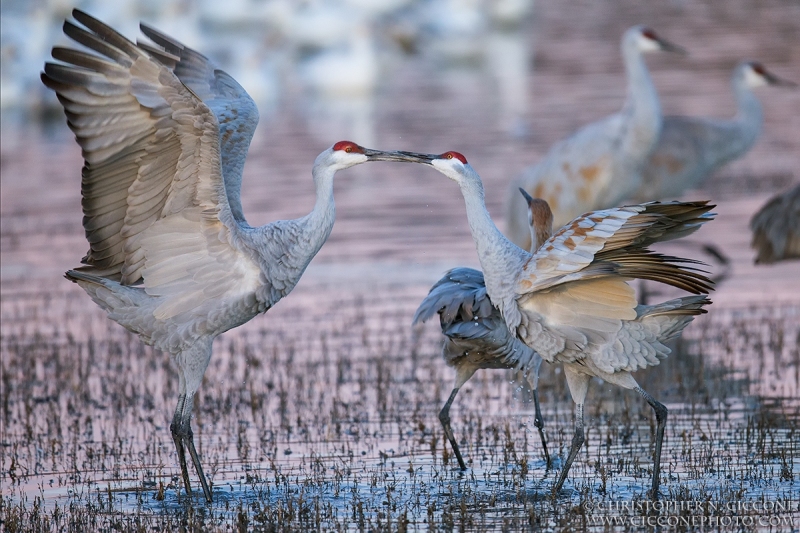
<box><xmin>2</xmin><ymin>0</ymin><xmax>798</xmax><ymax>290</ymax></box>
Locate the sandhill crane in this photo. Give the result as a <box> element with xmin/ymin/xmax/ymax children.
<box><xmin>505</xmin><ymin>26</ymin><xmax>685</xmax><ymax>250</ymax></box>
<box><xmin>634</xmin><ymin>62</ymin><xmax>796</xmax><ymax>201</ymax></box>
<box><xmin>414</xmin><ymin>188</ymin><xmax>553</xmax><ymax>470</ymax></box>
<box><xmin>750</xmin><ymin>183</ymin><xmax>800</xmax><ymax>264</ymax></box>
<box><xmin>42</xmin><ymin>9</ymin><xmax>420</xmax><ymax>503</ymax></box>
<box><xmin>399</xmin><ymin>149</ymin><xmax>714</xmax><ymax>496</ymax></box>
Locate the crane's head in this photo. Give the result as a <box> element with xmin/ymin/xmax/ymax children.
<box><xmin>392</xmin><ymin>150</ymin><xmax>474</xmax><ymax>182</ymax></box>
<box><xmin>738</xmin><ymin>61</ymin><xmax>796</xmax><ymax>89</ymax></box>
<box><xmin>320</xmin><ymin>140</ymin><xmax>429</xmax><ymax>170</ymax></box>
<box><xmin>626</xmin><ymin>26</ymin><xmax>686</xmax><ymax>55</ymax></box>
<box><xmin>518</xmin><ymin>188</ymin><xmax>553</xmax><ymax>252</ymax></box>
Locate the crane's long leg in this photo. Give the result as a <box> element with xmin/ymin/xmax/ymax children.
<box><xmin>170</xmin><ymin>341</ymin><xmax>214</xmax><ymax>503</ymax></box>
<box><xmin>439</xmin><ymin>366</ymin><xmax>478</xmax><ymax>471</ymax></box>
<box><xmin>553</xmin><ymin>367</ymin><xmax>590</xmax><ymax>494</ymax></box>
<box><xmin>170</xmin><ymin>393</ymin><xmax>192</xmax><ymax>497</ymax></box>
<box><xmin>171</xmin><ymin>392</ymin><xmax>213</xmax><ymax>503</ymax></box>
<box><xmin>531</xmin><ymin>388</ymin><xmax>551</xmax><ymax>468</ymax></box>
<box><xmin>553</xmin><ymin>402</ymin><xmax>584</xmax><ymax>493</ymax></box>
<box><xmin>526</xmin><ymin>361</ymin><xmax>550</xmax><ymax>468</ymax></box>
<box><xmin>439</xmin><ymin>387</ymin><xmax>467</xmax><ymax>470</ymax></box>
<box><xmin>636</xmin><ymin>386</ymin><xmax>667</xmax><ymax>499</ymax></box>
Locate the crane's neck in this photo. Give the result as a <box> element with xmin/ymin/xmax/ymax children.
<box><xmin>303</xmin><ymin>162</ymin><xmax>338</xmax><ymax>251</ymax></box>
<box><xmin>727</xmin><ymin>77</ymin><xmax>763</xmax><ymax>155</ymax></box>
<box><xmin>620</xmin><ymin>45</ymin><xmax>662</xmax><ymax>156</ymax></box>
<box><xmin>221</xmin><ymin>160</ymin><xmax>247</xmax><ymax>225</ymax></box>
<box><xmin>529</xmin><ymin>222</ymin><xmax>552</xmax><ymax>253</ymax></box>
<box><xmin>458</xmin><ymin>171</ymin><xmax>529</xmax><ymax>329</ymax></box>
<box><xmin>247</xmin><ymin>162</ymin><xmax>337</xmax><ymax>309</ymax></box>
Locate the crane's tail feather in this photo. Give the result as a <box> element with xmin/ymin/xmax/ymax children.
<box><xmin>65</xmin><ymin>269</ymin><xmax>147</xmax><ymax>314</ymax></box>
<box><xmin>593</xmin><ymin>294</ymin><xmax>711</xmax><ymax>374</ymax></box>
<box><xmin>602</xmin><ymin>201</ymin><xmax>716</xmax><ymax>253</ymax></box>
<box><xmin>66</xmin><ymin>269</ymin><xmax>157</xmax><ymax>345</ymax></box>
<box><xmin>413</xmin><ymin>267</ymin><xmax>493</xmax><ymax>326</ymax></box>
<box><xmin>637</xmin><ymin>294</ymin><xmax>711</xmax><ymax>342</ymax></box>
<box><xmin>585</xmin><ymin>250</ymin><xmax>714</xmax><ymax>294</ymax></box>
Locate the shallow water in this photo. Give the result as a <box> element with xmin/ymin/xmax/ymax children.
<box><xmin>2</xmin><ymin>0</ymin><xmax>800</xmax><ymax>530</ymax></box>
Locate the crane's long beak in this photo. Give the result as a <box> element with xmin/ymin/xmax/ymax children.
<box><xmin>656</xmin><ymin>37</ymin><xmax>687</xmax><ymax>55</ymax></box>
<box><xmin>764</xmin><ymin>70</ymin><xmax>797</xmax><ymax>87</ymax></box>
<box><xmin>363</xmin><ymin>149</ymin><xmax>435</xmax><ymax>163</ymax></box>
<box><xmin>395</xmin><ymin>151</ymin><xmax>437</xmax><ymax>164</ymax></box>
<box><xmin>518</xmin><ymin>187</ymin><xmax>534</xmax><ymax>205</ymax></box>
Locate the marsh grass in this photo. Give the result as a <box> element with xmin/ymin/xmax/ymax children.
<box><xmin>1</xmin><ymin>285</ymin><xmax>798</xmax><ymax>532</ymax></box>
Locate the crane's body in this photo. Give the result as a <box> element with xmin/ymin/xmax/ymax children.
<box><xmin>414</xmin><ymin>190</ymin><xmax>553</xmax><ymax>469</ymax></box>
<box><xmin>43</xmin><ymin>10</ymin><xmax>417</xmax><ymax>503</ymax></box>
<box><xmin>400</xmin><ymin>148</ymin><xmax>714</xmax><ymax>497</ymax></box>
<box><xmin>751</xmin><ymin>183</ymin><xmax>800</xmax><ymax>264</ymax></box>
<box><xmin>506</xmin><ymin>26</ymin><xmax>685</xmax><ymax>249</ymax></box>
<box><xmin>635</xmin><ymin>62</ymin><xmax>795</xmax><ymax>201</ymax></box>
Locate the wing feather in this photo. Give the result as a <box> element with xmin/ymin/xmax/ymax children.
<box><xmin>45</xmin><ymin>9</ymin><xmax>263</xmax><ymax>319</ymax></box>
<box><xmin>413</xmin><ymin>268</ymin><xmax>491</xmax><ymax>326</ymax></box>
<box><xmin>138</xmin><ymin>22</ymin><xmax>259</xmax><ymax>222</ymax></box>
<box><xmin>513</xmin><ymin>202</ymin><xmax>714</xmax><ymax>367</ymax></box>
<box><xmin>518</xmin><ymin>201</ymin><xmax>715</xmax><ymax>294</ymax></box>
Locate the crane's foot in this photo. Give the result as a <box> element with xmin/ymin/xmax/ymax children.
<box><xmin>535</xmin><ymin>423</ymin><xmax>551</xmax><ymax>470</ymax></box>
<box><xmin>440</xmin><ymin>412</ymin><xmax>468</xmax><ymax>471</ymax></box>
<box><xmin>170</xmin><ymin>422</ymin><xmax>194</xmax><ymax>499</ymax></box>
<box><xmin>171</xmin><ymin>420</ymin><xmax>213</xmax><ymax>503</ymax></box>
<box><xmin>552</xmin><ymin>424</ymin><xmax>584</xmax><ymax>495</ymax></box>
<box><xmin>637</xmin><ymin>387</ymin><xmax>667</xmax><ymax>500</ymax></box>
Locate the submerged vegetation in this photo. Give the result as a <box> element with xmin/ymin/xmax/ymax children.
<box><xmin>1</xmin><ymin>286</ymin><xmax>798</xmax><ymax>531</ymax></box>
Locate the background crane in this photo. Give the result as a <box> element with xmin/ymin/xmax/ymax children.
<box><xmin>634</xmin><ymin>61</ymin><xmax>796</xmax><ymax>202</ymax></box>
<box><xmin>505</xmin><ymin>25</ymin><xmax>685</xmax><ymax>250</ymax></box>
<box><xmin>750</xmin><ymin>183</ymin><xmax>800</xmax><ymax>264</ymax></box>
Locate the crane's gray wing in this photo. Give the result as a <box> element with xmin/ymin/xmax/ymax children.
<box><xmin>441</xmin><ymin>313</ymin><xmax>507</xmax><ymax>342</ymax></box>
<box><xmin>640</xmin><ymin>116</ymin><xmax>745</xmax><ymax>200</ymax></box>
<box><xmin>750</xmin><ymin>184</ymin><xmax>800</xmax><ymax>263</ymax></box>
<box><xmin>418</xmin><ymin>268</ymin><xmax>544</xmax><ymax>371</ymax></box>
<box><xmin>511</xmin><ymin>202</ymin><xmax>714</xmax><ymax>364</ymax></box>
<box><xmin>43</xmin><ymin>10</ymin><xmax>261</xmax><ymax>320</ymax></box>
<box><xmin>517</xmin><ymin>201</ymin><xmax>714</xmax><ymax>295</ymax></box>
<box><xmin>660</xmin><ymin>116</ymin><xmax>749</xmax><ymax>171</ymax></box>
<box><xmin>413</xmin><ymin>267</ymin><xmax>494</xmax><ymax>326</ymax></box>
<box><xmin>137</xmin><ymin>24</ymin><xmax>259</xmax><ymax>222</ymax></box>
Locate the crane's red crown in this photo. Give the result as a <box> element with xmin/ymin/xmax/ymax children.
<box><xmin>750</xmin><ymin>62</ymin><xmax>767</xmax><ymax>76</ymax></box>
<box><xmin>440</xmin><ymin>151</ymin><xmax>467</xmax><ymax>164</ymax></box>
<box><xmin>333</xmin><ymin>140</ymin><xmax>365</xmax><ymax>154</ymax></box>
<box><xmin>641</xmin><ymin>28</ymin><xmax>658</xmax><ymax>41</ymax></box>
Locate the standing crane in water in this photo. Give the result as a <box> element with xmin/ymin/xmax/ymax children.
<box><xmin>634</xmin><ymin>62</ymin><xmax>796</xmax><ymax>201</ymax></box>
<box><xmin>506</xmin><ymin>25</ymin><xmax>685</xmax><ymax>250</ymax></box>
<box><xmin>414</xmin><ymin>188</ymin><xmax>554</xmax><ymax>470</ymax></box>
<box><xmin>42</xmin><ymin>10</ymin><xmax>419</xmax><ymax>503</ymax></box>
<box><xmin>750</xmin><ymin>183</ymin><xmax>800</xmax><ymax>264</ymax></box>
<box><xmin>399</xmin><ymin>148</ymin><xmax>713</xmax><ymax>497</ymax></box>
